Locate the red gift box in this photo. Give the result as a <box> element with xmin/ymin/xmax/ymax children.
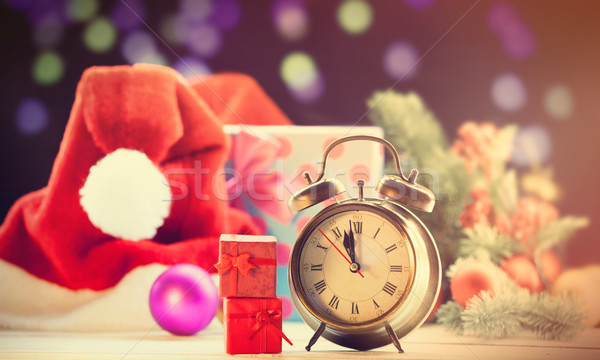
<box><xmin>215</xmin><ymin>234</ymin><xmax>277</xmax><ymax>298</ymax></box>
<box><xmin>224</xmin><ymin>297</ymin><xmax>292</xmax><ymax>354</ymax></box>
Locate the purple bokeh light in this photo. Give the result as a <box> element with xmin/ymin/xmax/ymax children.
<box><xmin>382</xmin><ymin>41</ymin><xmax>420</xmax><ymax>80</ymax></box>
<box><xmin>488</xmin><ymin>2</ymin><xmax>536</xmax><ymax>59</ymax></box>
<box><xmin>491</xmin><ymin>73</ymin><xmax>527</xmax><ymax>112</ymax></box>
<box><xmin>186</xmin><ymin>23</ymin><xmax>223</xmax><ymax>58</ymax></box>
<box><xmin>500</xmin><ymin>22</ymin><xmax>536</xmax><ymax>60</ymax></box>
<box><xmin>271</xmin><ymin>0</ymin><xmax>309</xmax><ymax>41</ymax></box>
<box><xmin>33</xmin><ymin>14</ymin><xmax>64</xmax><ymax>48</ymax></box>
<box><xmin>16</xmin><ymin>97</ymin><xmax>49</xmax><ymax>135</ymax></box>
<box><xmin>121</xmin><ymin>30</ymin><xmax>157</xmax><ymax>64</ymax></box>
<box><xmin>289</xmin><ymin>73</ymin><xmax>325</xmax><ymax>103</ymax></box>
<box><xmin>210</xmin><ymin>0</ymin><xmax>242</xmax><ymax>31</ymax></box>
<box><xmin>404</xmin><ymin>0</ymin><xmax>436</xmax><ymax>10</ymax></box>
<box><xmin>173</xmin><ymin>57</ymin><xmax>212</xmax><ymax>81</ymax></box>
<box><xmin>110</xmin><ymin>0</ymin><xmax>146</xmax><ymax>32</ymax></box>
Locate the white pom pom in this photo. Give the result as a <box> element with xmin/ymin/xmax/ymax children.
<box><xmin>79</xmin><ymin>149</ymin><xmax>172</xmax><ymax>241</ymax></box>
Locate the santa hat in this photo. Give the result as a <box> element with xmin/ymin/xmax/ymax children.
<box><xmin>0</xmin><ymin>64</ymin><xmax>291</xmax><ymax>331</ymax></box>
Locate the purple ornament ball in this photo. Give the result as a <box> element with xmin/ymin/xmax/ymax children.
<box><xmin>149</xmin><ymin>264</ymin><xmax>218</xmax><ymax>335</ymax></box>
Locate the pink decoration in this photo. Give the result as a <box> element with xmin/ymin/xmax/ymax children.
<box><xmin>226</xmin><ymin>130</ymin><xmax>293</xmax><ymax>224</ymax></box>
<box><xmin>281</xmin><ymin>295</ymin><xmax>294</xmax><ymax>320</ymax></box>
<box><xmin>275</xmin><ymin>136</ymin><xmax>292</xmax><ymax>158</ymax></box>
<box><xmin>295</xmin><ymin>215</ymin><xmax>311</xmax><ymax>233</ymax></box>
<box><xmin>149</xmin><ymin>264</ymin><xmax>219</xmax><ymax>335</ymax></box>
<box><xmin>292</xmin><ymin>162</ymin><xmax>318</xmax><ymax>190</ymax></box>
<box><xmin>252</xmin><ymin>215</ymin><xmax>268</xmax><ymax>234</ymax></box>
<box><xmin>322</xmin><ymin>137</ymin><xmax>344</xmax><ymax>158</ymax></box>
<box><xmin>276</xmin><ymin>243</ymin><xmax>291</xmax><ymax>266</ymax></box>
<box><xmin>350</xmin><ymin>163</ymin><xmax>371</xmax><ymax>183</ymax></box>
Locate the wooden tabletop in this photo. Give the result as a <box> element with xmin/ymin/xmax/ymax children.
<box><xmin>1</xmin><ymin>321</ymin><xmax>599</xmax><ymax>359</ymax></box>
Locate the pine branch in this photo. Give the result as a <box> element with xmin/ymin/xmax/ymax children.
<box><xmin>520</xmin><ymin>293</ymin><xmax>584</xmax><ymax>341</ymax></box>
<box><xmin>436</xmin><ymin>301</ymin><xmax>465</xmax><ymax>334</ymax></box>
<box><xmin>461</xmin><ymin>291</ymin><xmax>524</xmax><ymax>339</ymax></box>
<box><xmin>536</xmin><ymin>216</ymin><xmax>589</xmax><ymax>252</ymax></box>
<box><xmin>457</xmin><ymin>226</ymin><xmax>522</xmax><ymax>265</ymax></box>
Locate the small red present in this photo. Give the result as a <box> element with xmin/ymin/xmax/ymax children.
<box><xmin>215</xmin><ymin>234</ymin><xmax>277</xmax><ymax>298</ymax></box>
<box><xmin>224</xmin><ymin>297</ymin><xmax>293</xmax><ymax>354</ymax></box>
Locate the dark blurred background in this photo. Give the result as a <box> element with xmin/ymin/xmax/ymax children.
<box><xmin>1</xmin><ymin>0</ymin><xmax>599</xmax><ymax>266</ymax></box>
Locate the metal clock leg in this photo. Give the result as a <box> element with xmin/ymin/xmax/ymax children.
<box><xmin>305</xmin><ymin>322</ymin><xmax>327</xmax><ymax>351</ymax></box>
<box><xmin>385</xmin><ymin>322</ymin><xmax>404</xmax><ymax>353</ymax></box>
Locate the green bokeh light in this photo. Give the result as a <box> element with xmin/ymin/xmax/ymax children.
<box><xmin>280</xmin><ymin>52</ymin><xmax>317</xmax><ymax>89</ymax></box>
<box><xmin>337</xmin><ymin>0</ymin><xmax>373</xmax><ymax>35</ymax></box>
<box><xmin>83</xmin><ymin>17</ymin><xmax>117</xmax><ymax>53</ymax></box>
<box><xmin>66</xmin><ymin>0</ymin><xmax>98</xmax><ymax>22</ymax></box>
<box><xmin>32</xmin><ymin>51</ymin><xmax>64</xmax><ymax>85</ymax></box>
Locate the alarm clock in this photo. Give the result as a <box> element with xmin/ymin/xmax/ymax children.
<box><xmin>287</xmin><ymin>135</ymin><xmax>441</xmax><ymax>352</ymax></box>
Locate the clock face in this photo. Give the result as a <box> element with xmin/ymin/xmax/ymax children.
<box><xmin>293</xmin><ymin>203</ymin><xmax>415</xmax><ymax>327</ymax></box>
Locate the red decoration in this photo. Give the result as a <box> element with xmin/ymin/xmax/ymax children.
<box><xmin>217</xmin><ymin>235</ymin><xmax>277</xmax><ymax>298</ymax></box>
<box><xmin>224</xmin><ymin>297</ymin><xmax>293</xmax><ymax>354</ymax></box>
<box><xmin>451</xmin><ymin>122</ymin><xmax>502</xmax><ymax>178</ymax></box>
<box><xmin>502</xmin><ymin>254</ymin><xmax>543</xmax><ymax>293</ymax></box>
<box><xmin>451</xmin><ymin>261</ymin><xmax>503</xmax><ymax>307</ymax></box>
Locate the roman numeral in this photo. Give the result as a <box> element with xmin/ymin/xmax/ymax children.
<box><xmin>314</xmin><ymin>280</ymin><xmax>327</xmax><ymax>294</ymax></box>
<box><xmin>372</xmin><ymin>299</ymin><xmax>380</xmax><ymax>309</ymax></box>
<box><xmin>328</xmin><ymin>295</ymin><xmax>339</xmax><ymax>309</ymax></box>
<box><xmin>390</xmin><ymin>265</ymin><xmax>403</xmax><ymax>272</ymax></box>
<box><xmin>382</xmin><ymin>282</ymin><xmax>397</xmax><ymax>296</ymax></box>
<box><xmin>373</xmin><ymin>228</ymin><xmax>381</xmax><ymax>239</ymax></box>
<box><xmin>351</xmin><ymin>302</ymin><xmax>359</xmax><ymax>314</ymax></box>
<box><xmin>316</xmin><ymin>243</ymin><xmax>328</xmax><ymax>251</ymax></box>
<box><xmin>311</xmin><ymin>264</ymin><xmax>323</xmax><ymax>271</ymax></box>
<box><xmin>332</xmin><ymin>227</ymin><xmax>342</xmax><ymax>238</ymax></box>
<box><xmin>353</xmin><ymin>221</ymin><xmax>363</xmax><ymax>233</ymax></box>
<box><xmin>385</xmin><ymin>244</ymin><xmax>398</xmax><ymax>253</ymax></box>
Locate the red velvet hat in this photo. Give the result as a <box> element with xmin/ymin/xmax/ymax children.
<box><xmin>0</xmin><ymin>64</ymin><xmax>291</xmax><ymax>330</ymax></box>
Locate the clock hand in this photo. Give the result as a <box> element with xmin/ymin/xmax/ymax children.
<box><xmin>348</xmin><ymin>220</ymin><xmax>356</xmax><ymax>263</ymax></box>
<box><xmin>318</xmin><ymin>228</ymin><xmax>364</xmax><ymax>278</ymax></box>
<box><xmin>343</xmin><ymin>230</ymin><xmax>355</xmax><ymax>262</ymax></box>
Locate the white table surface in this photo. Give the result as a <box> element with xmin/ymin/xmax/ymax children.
<box><xmin>1</xmin><ymin>321</ymin><xmax>599</xmax><ymax>360</ymax></box>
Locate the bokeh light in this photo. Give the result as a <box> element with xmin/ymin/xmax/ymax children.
<box><xmin>32</xmin><ymin>51</ymin><xmax>64</xmax><ymax>85</ymax></box>
<box><xmin>180</xmin><ymin>0</ymin><xmax>213</xmax><ymax>22</ymax></box>
<box><xmin>280</xmin><ymin>52</ymin><xmax>318</xmax><ymax>90</ymax></box>
<box><xmin>281</xmin><ymin>52</ymin><xmax>325</xmax><ymax>103</ymax></box>
<box><xmin>500</xmin><ymin>22</ymin><xmax>536</xmax><ymax>59</ymax></box>
<box><xmin>16</xmin><ymin>97</ymin><xmax>49</xmax><ymax>135</ymax></box>
<box><xmin>83</xmin><ymin>17</ymin><xmax>117</xmax><ymax>53</ymax></box>
<box><xmin>271</xmin><ymin>0</ymin><xmax>309</xmax><ymax>41</ymax></box>
<box><xmin>110</xmin><ymin>0</ymin><xmax>146</xmax><ymax>32</ymax></box>
<box><xmin>491</xmin><ymin>73</ymin><xmax>527</xmax><ymax>112</ymax></box>
<box><xmin>121</xmin><ymin>30</ymin><xmax>157</xmax><ymax>64</ymax></box>
<box><xmin>160</xmin><ymin>14</ymin><xmax>178</xmax><ymax>44</ymax></box>
<box><xmin>488</xmin><ymin>2</ymin><xmax>536</xmax><ymax>59</ymax></box>
<box><xmin>487</xmin><ymin>1</ymin><xmax>519</xmax><ymax>34</ymax></box>
<box><xmin>511</xmin><ymin>124</ymin><xmax>552</xmax><ymax>167</ymax></box>
<box><xmin>289</xmin><ymin>73</ymin><xmax>325</xmax><ymax>103</ymax></box>
<box><xmin>172</xmin><ymin>57</ymin><xmax>212</xmax><ymax>81</ymax></box>
<box><xmin>33</xmin><ymin>15</ymin><xmax>64</xmax><ymax>48</ymax></box>
<box><xmin>65</xmin><ymin>0</ymin><xmax>98</xmax><ymax>22</ymax></box>
<box><xmin>337</xmin><ymin>0</ymin><xmax>373</xmax><ymax>35</ymax></box>
<box><xmin>186</xmin><ymin>23</ymin><xmax>223</xmax><ymax>58</ymax></box>
<box><xmin>210</xmin><ymin>0</ymin><xmax>242</xmax><ymax>31</ymax></box>
<box><xmin>6</xmin><ymin>0</ymin><xmax>35</xmax><ymax>11</ymax></box>
<box><xmin>382</xmin><ymin>41</ymin><xmax>420</xmax><ymax>80</ymax></box>
<box><xmin>404</xmin><ymin>0</ymin><xmax>436</xmax><ymax>10</ymax></box>
<box><xmin>544</xmin><ymin>84</ymin><xmax>574</xmax><ymax>120</ymax></box>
